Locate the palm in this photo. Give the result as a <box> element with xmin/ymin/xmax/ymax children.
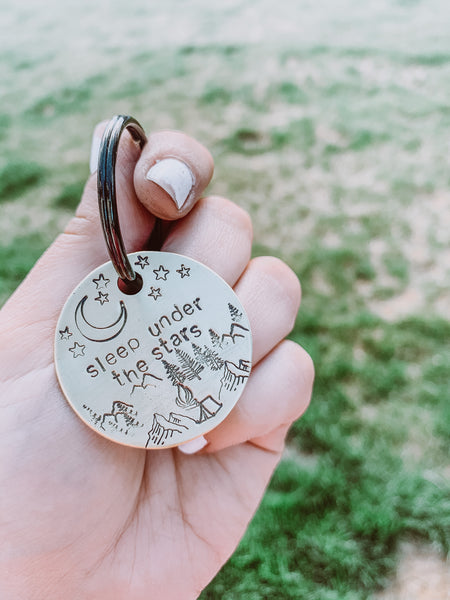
<box><xmin>108</xmin><ymin>446</ymin><xmax>278</xmax><ymax>599</ymax></box>
<box><xmin>1</xmin><ymin>310</ymin><xmax>280</xmax><ymax>599</ymax></box>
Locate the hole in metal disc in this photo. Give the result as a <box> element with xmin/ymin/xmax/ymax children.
<box><xmin>117</xmin><ymin>273</ymin><xmax>143</xmax><ymax>295</ymax></box>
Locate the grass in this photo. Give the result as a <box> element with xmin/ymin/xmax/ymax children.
<box><xmin>1</xmin><ymin>0</ymin><xmax>449</xmax><ymax>597</ymax></box>
<box><xmin>0</xmin><ymin>160</ymin><xmax>44</xmax><ymax>200</ymax></box>
<box><xmin>200</xmin><ymin>266</ymin><xmax>449</xmax><ymax>599</ymax></box>
<box><xmin>53</xmin><ymin>181</ymin><xmax>86</xmax><ymax>209</ymax></box>
<box><xmin>0</xmin><ymin>233</ymin><xmax>49</xmax><ymax>305</ymax></box>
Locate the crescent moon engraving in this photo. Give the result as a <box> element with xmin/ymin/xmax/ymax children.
<box><xmin>75</xmin><ymin>295</ymin><xmax>127</xmax><ymax>342</ymax></box>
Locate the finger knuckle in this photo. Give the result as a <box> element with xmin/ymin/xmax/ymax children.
<box><xmin>277</xmin><ymin>340</ymin><xmax>314</xmax><ymax>419</ymax></box>
<box><xmin>250</xmin><ymin>256</ymin><xmax>301</xmax><ymax>328</ymax></box>
<box><xmin>203</xmin><ymin>195</ymin><xmax>253</xmax><ymax>240</ymax></box>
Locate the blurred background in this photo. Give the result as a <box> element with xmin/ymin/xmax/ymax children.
<box><xmin>1</xmin><ymin>0</ymin><xmax>449</xmax><ymax>597</ymax></box>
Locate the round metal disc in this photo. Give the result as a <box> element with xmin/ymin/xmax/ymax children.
<box><xmin>54</xmin><ymin>252</ymin><xmax>252</xmax><ymax>449</ymax></box>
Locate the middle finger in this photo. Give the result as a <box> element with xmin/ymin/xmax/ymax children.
<box><xmin>162</xmin><ymin>194</ymin><xmax>253</xmax><ymax>286</ymax></box>
<box><xmin>161</xmin><ymin>195</ymin><xmax>301</xmax><ymax>366</ymax></box>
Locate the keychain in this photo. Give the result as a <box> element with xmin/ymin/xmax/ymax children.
<box><xmin>54</xmin><ymin>115</ymin><xmax>252</xmax><ymax>449</ymax></box>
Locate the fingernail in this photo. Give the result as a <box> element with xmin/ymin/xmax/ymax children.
<box><xmin>89</xmin><ymin>122</ymin><xmax>108</xmax><ymax>175</ymax></box>
<box><xmin>146</xmin><ymin>158</ymin><xmax>194</xmax><ymax>210</ymax></box>
<box><xmin>178</xmin><ymin>436</ymin><xmax>208</xmax><ymax>455</ymax></box>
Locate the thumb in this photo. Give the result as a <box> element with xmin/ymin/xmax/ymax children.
<box><xmin>0</xmin><ymin>121</ymin><xmax>214</xmax><ymax>342</ymax></box>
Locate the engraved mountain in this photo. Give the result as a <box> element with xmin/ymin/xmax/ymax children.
<box><xmin>146</xmin><ymin>412</ymin><xmax>196</xmax><ymax>447</ymax></box>
<box><xmin>130</xmin><ymin>372</ymin><xmax>163</xmax><ymax>395</ymax></box>
<box><xmin>99</xmin><ymin>400</ymin><xmax>144</xmax><ymax>435</ymax></box>
<box><xmin>209</xmin><ymin>322</ymin><xmax>249</xmax><ymax>349</ymax></box>
<box><xmin>220</xmin><ymin>359</ymin><xmax>251</xmax><ymax>397</ymax></box>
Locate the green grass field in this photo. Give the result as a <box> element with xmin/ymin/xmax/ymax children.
<box><xmin>1</xmin><ymin>1</ymin><xmax>449</xmax><ymax>597</ymax></box>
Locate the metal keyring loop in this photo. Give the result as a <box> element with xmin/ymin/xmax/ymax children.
<box><xmin>97</xmin><ymin>115</ymin><xmax>147</xmax><ymax>283</ymax></box>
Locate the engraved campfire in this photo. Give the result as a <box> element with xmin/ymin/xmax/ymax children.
<box><xmin>176</xmin><ymin>383</ymin><xmax>222</xmax><ymax>424</ymax></box>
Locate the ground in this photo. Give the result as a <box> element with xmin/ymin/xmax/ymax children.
<box><xmin>0</xmin><ymin>0</ymin><xmax>449</xmax><ymax>598</ymax></box>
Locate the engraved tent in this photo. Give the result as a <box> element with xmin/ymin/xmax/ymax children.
<box><xmin>196</xmin><ymin>395</ymin><xmax>223</xmax><ymax>423</ymax></box>
<box><xmin>176</xmin><ymin>384</ymin><xmax>222</xmax><ymax>423</ymax></box>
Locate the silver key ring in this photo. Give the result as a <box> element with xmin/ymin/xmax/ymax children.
<box><xmin>97</xmin><ymin>115</ymin><xmax>147</xmax><ymax>286</ymax></box>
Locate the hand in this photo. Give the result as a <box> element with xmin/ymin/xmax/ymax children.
<box><xmin>0</xmin><ymin>124</ymin><xmax>314</xmax><ymax>600</ymax></box>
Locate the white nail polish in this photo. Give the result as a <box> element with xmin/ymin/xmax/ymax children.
<box><xmin>178</xmin><ymin>436</ymin><xmax>208</xmax><ymax>455</ymax></box>
<box><xmin>146</xmin><ymin>158</ymin><xmax>194</xmax><ymax>210</ymax></box>
<box><xmin>89</xmin><ymin>133</ymin><xmax>102</xmax><ymax>175</ymax></box>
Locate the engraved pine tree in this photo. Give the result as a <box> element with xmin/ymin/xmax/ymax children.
<box><xmin>192</xmin><ymin>343</ymin><xmax>224</xmax><ymax>371</ymax></box>
<box><xmin>228</xmin><ymin>302</ymin><xmax>243</xmax><ymax>322</ymax></box>
<box><xmin>209</xmin><ymin>328</ymin><xmax>222</xmax><ymax>348</ymax></box>
<box><xmin>162</xmin><ymin>360</ymin><xmax>186</xmax><ymax>386</ymax></box>
<box><xmin>174</xmin><ymin>348</ymin><xmax>204</xmax><ymax>380</ymax></box>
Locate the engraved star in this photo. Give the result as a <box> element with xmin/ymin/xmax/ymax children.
<box><xmin>135</xmin><ymin>255</ymin><xmax>150</xmax><ymax>269</ymax></box>
<box><xmin>59</xmin><ymin>326</ymin><xmax>73</xmax><ymax>341</ymax></box>
<box><xmin>176</xmin><ymin>264</ymin><xmax>190</xmax><ymax>278</ymax></box>
<box><xmin>69</xmin><ymin>342</ymin><xmax>85</xmax><ymax>358</ymax></box>
<box><xmin>148</xmin><ymin>287</ymin><xmax>162</xmax><ymax>300</ymax></box>
<box><xmin>92</xmin><ymin>273</ymin><xmax>110</xmax><ymax>289</ymax></box>
<box><xmin>95</xmin><ymin>291</ymin><xmax>109</xmax><ymax>305</ymax></box>
<box><xmin>153</xmin><ymin>265</ymin><xmax>170</xmax><ymax>281</ymax></box>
